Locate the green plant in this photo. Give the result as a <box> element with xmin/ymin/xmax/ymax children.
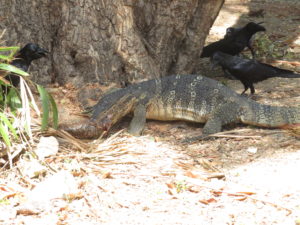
<box><xmin>175</xmin><ymin>180</ymin><xmax>187</xmax><ymax>193</ymax></box>
<box><xmin>253</xmin><ymin>33</ymin><xmax>285</xmax><ymax>60</ymax></box>
<box><xmin>37</xmin><ymin>85</ymin><xmax>58</xmax><ymax>131</ymax></box>
<box><xmin>0</xmin><ymin>44</ymin><xmax>58</xmax><ymax>168</ymax></box>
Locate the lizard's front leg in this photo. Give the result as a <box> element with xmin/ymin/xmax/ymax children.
<box><xmin>128</xmin><ymin>104</ymin><xmax>147</xmax><ymax>135</ymax></box>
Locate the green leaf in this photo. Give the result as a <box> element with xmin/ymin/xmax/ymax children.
<box><xmin>8</xmin><ymin>48</ymin><xmax>20</xmax><ymax>59</ymax></box>
<box><xmin>0</xmin><ymin>63</ymin><xmax>29</xmax><ymax>76</ymax></box>
<box><xmin>37</xmin><ymin>85</ymin><xmax>50</xmax><ymax>131</ymax></box>
<box><xmin>0</xmin><ymin>54</ymin><xmax>11</xmax><ymax>61</ymax></box>
<box><xmin>0</xmin><ymin>46</ymin><xmax>20</xmax><ymax>52</ymax></box>
<box><xmin>49</xmin><ymin>93</ymin><xmax>58</xmax><ymax>129</ymax></box>
<box><xmin>0</xmin><ymin>112</ymin><xmax>18</xmax><ymax>139</ymax></box>
<box><xmin>6</xmin><ymin>88</ymin><xmax>22</xmax><ymax>110</ymax></box>
<box><xmin>0</xmin><ymin>122</ymin><xmax>11</xmax><ymax>148</ymax></box>
<box><xmin>36</xmin><ymin>85</ymin><xmax>59</xmax><ymax>130</ymax></box>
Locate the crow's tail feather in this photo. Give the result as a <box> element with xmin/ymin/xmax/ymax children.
<box><xmin>276</xmin><ymin>73</ymin><xmax>300</xmax><ymax>78</ymax></box>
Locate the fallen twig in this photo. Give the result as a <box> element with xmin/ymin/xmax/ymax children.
<box><xmin>47</xmin><ymin>128</ymin><xmax>89</xmax><ymax>151</ymax></box>
<box><xmin>209</xmin><ymin>134</ymin><xmax>261</xmax><ymax>138</ymax></box>
<box><xmin>270</xmin><ymin>60</ymin><xmax>300</xmax><ymax>67</ymax></box>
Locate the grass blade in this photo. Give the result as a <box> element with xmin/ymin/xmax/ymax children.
<box><xmin>6</xmin><ymin>88</ymin><xmax>22</xmax><ymax>110</ymax></box>
<box><xmin>19</xmin><ymin>78</ymin><xmax>32</xmax><ymax>138</ymax></box>
<box><xmin>0</xmin><ymin>46</ymin><xmax>20</xmax><ymax>52</ymax></box>
<box><xmin>49</xmin><ymin>93</ymin><xmax>58</xmax><ymax>129</ymax></box>
<box><xmin>0</xmin><ymin>54</ymin><xmax>11</xmax><ymax>61</ymax></box>
<box><xmin>0</xmin><ymin>63</ymin><xmax>29</xmax><ymax>76</ymax></box>
<box><xmin>0</xmin><ymin>112</ymin><xmax>18</xmax><ymax>139</ymax></box>
<box><xmin>23</xmin><ymin>79</ymin><xmax>40</xmax><ymax>117</ymax></box>
<box><xmin>0</xmin><ymin>76</ymin><xmax>10</xmax><ymax>85</ymax></box>
<box><xmin>37</xmin><ymin>85</ymin><xmax>50</xmax><ymax>131</ymax></box>
<box><xmin>0</xmin><ymin>122</ymin><xmax>11</xmax><ymax>148</ymax></box>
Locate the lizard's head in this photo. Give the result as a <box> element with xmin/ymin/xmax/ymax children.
<box><xmin>245</xmin><ymin>22</ymin><xmax>266</xmax><ymax>33</ymax></box>
<box><xmin>92</xmin><ymin>90</ymin><xmax>138</xmax><ymax>134</ymax></box>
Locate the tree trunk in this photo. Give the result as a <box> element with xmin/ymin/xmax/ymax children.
<box><xmin>0</xmin><ymin>0</ymin><xmax>224</xmax><ymax>86</ymax></box>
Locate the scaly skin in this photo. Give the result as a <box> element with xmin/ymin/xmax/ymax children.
<box><xmin>61</xmin><ymin>74</ymin><xmax>300</xmax><ymax>139</ymax></box>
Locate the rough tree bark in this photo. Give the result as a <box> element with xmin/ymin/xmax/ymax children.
<box><xmin>0</xmin><ymin>0</ymin><xmax>224</xmax><ymax>87</ymax></box>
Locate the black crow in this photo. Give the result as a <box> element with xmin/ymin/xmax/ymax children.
<box><xmin>201</xmin><ymin>22</ymin><xmax>266</xmax><ymax>59</ymax></box>
<box><xmin>4</xmin><ymin>43</ymin><xmax>48</xmax><ymax>87</ymax></box>
<box><xmin>211</xmin><ymin>51</ymin><xmax>300</xmax><ymax>95</ymax></box>
<box><xmin>224</xmin><ymin>27</ymin><xmax>238</xmax><ymax>39</ymax></box>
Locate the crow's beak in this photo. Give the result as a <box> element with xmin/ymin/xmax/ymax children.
<box><xmin>37</xmin><ymin>48</ymin><xmax>49</xmax><ymax>57</ymax></box>
<box><xmin>260</xmin><ymin>26</ymin><xmax>266</xmax><ymax>31</ymax></box>
<box><xmin>257</xmin><ymin>23</ymin><xmax>266</xmax><ymax>31</ymax></box>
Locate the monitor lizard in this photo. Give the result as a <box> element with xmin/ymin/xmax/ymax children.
<box><xmin>60</xmin><ymin>74</ymin><xmax>300</xmax><ymax>140</ymax></box>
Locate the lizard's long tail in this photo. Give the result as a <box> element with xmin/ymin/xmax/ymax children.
<box><xmin>241</xmin><ymin>102</ymin><xmax>300</xmax><ymax>128</ymax></box>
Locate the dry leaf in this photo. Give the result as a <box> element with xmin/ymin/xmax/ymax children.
<box><xmin>63</xmin><ymin>192</ymin><xmax>83</xmax><ymax>201</ymax></box>
<box><xmin>227</xmin><ymin>193</ymin><xmax>244</xmax><ymax>197</ymax></box>
<box><xmin>211</xmin><ymin>191</ymin><xmax>222</xmax><ymax>197</ymax></box>
<box><xmin>167</xmin><ymin>189</ymin><xmax>175</xmax><ymax>195</ymax></box>
<box><xmin>237</xmin><ymin>191</ymin><xmax>256</xmax><ymax>196</ymax></box>
<box><xmin>185</xmin><ymin>171</ymin><xmax>200</xmax><ymax>179</ymax></box>
<box><xmin>166</xmin><ymin>183</ymin><xmax>175</xmax><ymax>189</ymax></box>
<box><xmin>101</xmin><ymin>172</ymin><xmax>113</xmax><ymax>179</ymax></box>
<box><xmin>235</xmin><ymin>196</ymin><xmax>248</xmax><ymax>201</ymax></box>
<box><xmin>17</xmin><ymin>208</ymin><xmax>40</xmax><ymax>216</ymax></box>
<box><xmin>187</xmin><ymin>186</ymin><xmax>200</xmax><ymax>193</ymax></box>
<box><xmin>199</xmin><ymin>198</ymin><xmax>217</xmax><ymax>205</ymax></box>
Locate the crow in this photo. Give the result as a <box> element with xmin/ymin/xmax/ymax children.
<box><xmin>224</xmin><ymin>27</ymin><xmax>238</xmax><ymax>39</ymax></box>
<box><xmin>211</xmin><ymin>51</ymin><xmax>300</xmax><ymax>95</ymax></box>
<box><xmin>4</xmin><ymin>43</ymin><xmax>48</xmax><ymax>88</ymax></box>
<box><xmin>201</xmin><ymin>22</ymin><xmax>266</xmax><ymax>59</ymax></box>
